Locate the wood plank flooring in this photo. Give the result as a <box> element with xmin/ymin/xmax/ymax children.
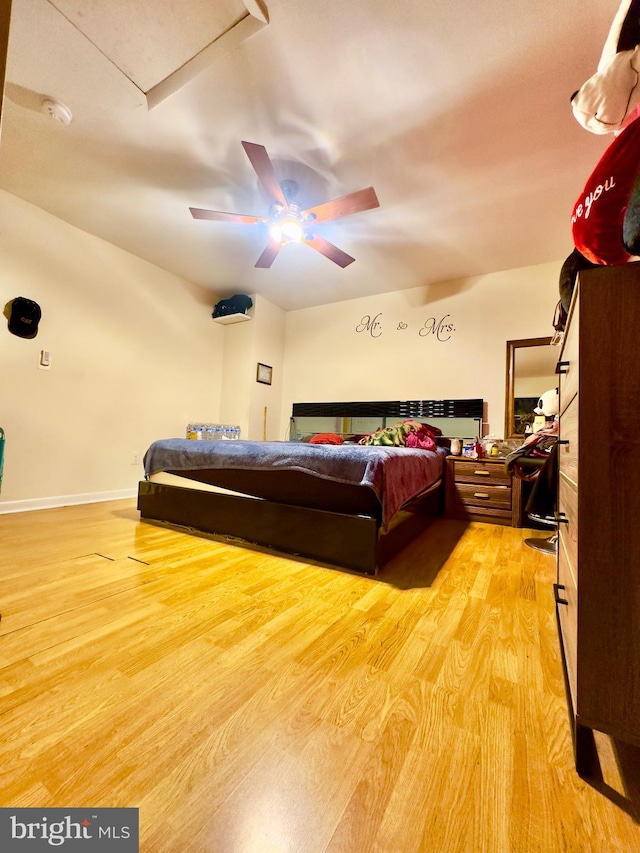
<box><xmin>1</xmin><ymin>499</ymin><xmax>639</xmax><ymax>852</ymax></box>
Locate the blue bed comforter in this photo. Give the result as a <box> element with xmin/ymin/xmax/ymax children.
<box><xmin>144</xmin><ymin>439</ymin><xmax>447</xmax><ymax>528</ymax></box>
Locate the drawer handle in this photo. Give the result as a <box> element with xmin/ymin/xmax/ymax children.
<box><xmin>473</xmin><ymin>492</ymin><xmax>490</xmax><ymax>499</ymax></box>
<box><xmin>473</xmin><ymin>470</ymin><xmax>490</xmax><ymax>476</ymax></box>
<box><xmin>554</xmin><ymin>511</ymin><xmax>569</xmax><ymax>524</ymax></box>
<box><xmin>554</xmin><ymin>583</ymin><xmax>569</xmax><ymax>606</ymax></box>
<box><xmin>555</xmin><ymin>360</ymin><xmax>570</xmax><ymax>375</ymax></box>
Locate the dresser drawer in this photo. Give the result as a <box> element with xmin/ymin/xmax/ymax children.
<box><xmin>558</xmin><ymin>395</ymin><xmax>578</xmax><ymax>488</ymax></box>
<box><xmin>453</xmin><ymin>481</ymin><xmax>512</xmax><ymax>510</ymax></box>
<box><xmin>558</xmin><ymin>296</ymin><xmax>579</xmax><ymax>413</ymax></box>
<box><xmin>557</xmin><ymin>535</ymin><xmax>578</xmax><ymax>711</ymax></box>
<box><xmin>558</xmin><ymin>476</ymin><xmax>578</xmax><ymax>575</ymax></box>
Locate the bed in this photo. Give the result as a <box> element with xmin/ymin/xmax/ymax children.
<box><xmin>137</xmin><ymin>398</ymin><xmax>483</xmax><ymax>574</ymax></box>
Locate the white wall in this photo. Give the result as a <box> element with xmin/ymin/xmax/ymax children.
<box><xmin>0</xmin><ymin>191</ymin><xmax>225</xmax><ymax>510</ymax></box>
<box><xmin>218</xmin><ymin>293</ymin><xmax>286</xmax><ymax>441</ymax></box>
<box><xmin>248</xmin><ymin>295</ymin><xmax>286</xmax><ymax>441</ymax></box>
<box><xmin>219</xmin><ymin>312</ymin><xmax>255</xmax><ymax>441</ymax></box>
<box><xmin>280</xmin><ymin>263</ymin><xmax>562</xmax><ymax>438</ymax></box>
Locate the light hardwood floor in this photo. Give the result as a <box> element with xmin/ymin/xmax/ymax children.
<box><xmin>1</xmin><ymin>499</ymin><xmax>639</xmax><ymax>852</ymax></box>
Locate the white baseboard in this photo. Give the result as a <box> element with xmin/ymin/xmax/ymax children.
<box><xmin>0</xmin><ymin>488</ymin><xmax>138</xmax><ymax>515</ymax></box>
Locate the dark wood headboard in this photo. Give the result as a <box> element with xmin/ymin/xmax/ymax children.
<box><xmin>291</xmin><ymin>399</ymin><xmax>483</xmax><ymax>419</ymax></box>
<box><xmin>290</xmin><ymin>399</ymin><xmax>484</xmax><ymax>442</ymax></box>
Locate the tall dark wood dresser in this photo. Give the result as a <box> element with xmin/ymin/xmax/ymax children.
<box><xmin>555</xmin><ymin>263</ymin><xmax>640</xmax><ymax>775</ymax></box>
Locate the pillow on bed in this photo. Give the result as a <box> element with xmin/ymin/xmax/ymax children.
<box><xmin>309</xmin><ymin>432</ymin><xmax>344</xmax><ymax>445</ymax></box>
<box><xmin>359</xmin><ymin>425</ymin><xmax>404</xmax><ymax>446</ymax></box>
<box><xmin>402</xmin><ymin>419</ymin><xmax>442</xmax><ymax>437</ymax></box>
<box><xmin>403</xmin><ymin>421</ymin><xmax>438</xmax><ymax>451</ymax></box>
<box><xmin>405</xmin><ymin>429</ymin><xmax>437</xmax><ymax>451</ymax></box>
<box><xmin>359</xmin><ymin>420</ymin><xmax>439</xmax><ymax>450</ymax></box>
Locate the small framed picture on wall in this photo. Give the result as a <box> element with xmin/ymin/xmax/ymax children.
<box><xmin>256</xmin><ymin>362</ymin><xmax>273</xmax><ymax>385</ymax></box>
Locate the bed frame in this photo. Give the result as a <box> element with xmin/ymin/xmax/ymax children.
<box><xmin>137</xmin><ymin>398</ymin><xmax>483</xmax><ymax>574</ymax></box>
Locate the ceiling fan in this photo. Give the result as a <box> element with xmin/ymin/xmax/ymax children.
<box><xmin>189</xmin><ymin>141</ymin><xmax>380</xmax><ymax>268</ymax></box>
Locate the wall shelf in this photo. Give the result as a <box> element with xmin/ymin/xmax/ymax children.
<box><xmin>212</xmin><ymin>313</ymin><xmax>252</xmax><ymax>325</ymax></box>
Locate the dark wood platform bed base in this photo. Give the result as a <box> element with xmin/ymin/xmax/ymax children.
<box><xmin>137</xmin><ymin>399</ymin><xmax>483</xmax><ymax>575</ymax></box>
<box><xmin>137</xmin><ymin>477</ymin><xmax>442</xmax><ymax>575</ymax></box>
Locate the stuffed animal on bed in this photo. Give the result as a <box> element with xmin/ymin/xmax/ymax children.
<box><xmin>569</xmin><ymin>0</ymin><xmax>640</xmax><ymax>266</ymax></box>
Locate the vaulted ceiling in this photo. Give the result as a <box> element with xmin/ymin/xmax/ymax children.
<box><xmin>0</xmin><ymin>0</ymin><xmax>617</xmax><ymax>310</ymax></box>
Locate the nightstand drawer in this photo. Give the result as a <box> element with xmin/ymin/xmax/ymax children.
<box><xmin>453</xmin><ymin>482</ymin><xmax>512</xmax><ymax>510</ymax></box>
<box><xmin>451</xmin><ymin>460</ymin><xmax>510</xmax><ymax>484</ymax></box>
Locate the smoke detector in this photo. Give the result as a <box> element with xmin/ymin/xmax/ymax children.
<box><xmin>41</xmin><ymin>97</ymin><xmax>73</xmax><ymax>126</ymax></box>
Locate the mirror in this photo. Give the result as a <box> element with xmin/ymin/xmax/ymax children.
<box><xmin>505</xmin><ymin>337</ymin><xmax>557</xmax><ymax>438</ymax></box>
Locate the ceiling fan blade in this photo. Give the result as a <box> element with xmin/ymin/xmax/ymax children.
<box><xmin>241</xmin><ymin>141</ymin><xmax>289</xmax><ymax>210</ymax></box>
<box><xmin>305</xmin><ymin>235</ymin><xmax>355</xmax><ymax>267</ymax></box>
<box><xmin>255</xmin><ymin>240</ymin><xmax>282</xmax><ymax>268</ymax></box>
<box><xmin>302</xmin><ymin>186</ymin><xmax>379</xmax><ymax>224</ymax></box>
<box><xmin>190</xmin><ymin>207</ymin><xmax>267</xmax><ymax>225</ymax></box>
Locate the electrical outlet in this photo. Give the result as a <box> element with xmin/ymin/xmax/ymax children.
<box><xmin>131</xmin><ymin>451</ymin><xmax>140</xmax><ymax>465</ymax></box>
<box><xmin>39</xmin><ymin>350</ymin><xmax>51</xmax><ymax>369</ymax></box>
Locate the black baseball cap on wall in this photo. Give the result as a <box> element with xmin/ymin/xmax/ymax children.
<box><xmin>8</xmin><ymin>297</ymin><xmax>42</xmax><ymax>339</ymax></box>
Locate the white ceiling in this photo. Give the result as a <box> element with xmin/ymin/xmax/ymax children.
<box><xmin>0</xmin><ymin>0</ymin><xmax>618</xmax><ymax>311</ymax></box>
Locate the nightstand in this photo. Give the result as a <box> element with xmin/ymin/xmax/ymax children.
<box><xmin>445</xmin><ymin>456</ymin><xmax>522</xmax><ymax>527</ymax></box>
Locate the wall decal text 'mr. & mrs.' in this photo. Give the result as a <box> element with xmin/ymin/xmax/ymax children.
<box><xmin>356</xmin><ymin>312</ymin><xmax>455</xmax><ymax>341</ymax></box>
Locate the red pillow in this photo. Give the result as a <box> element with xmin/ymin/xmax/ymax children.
<box><xmin>571</xmin><ymin>115</ymin><xmax>640</xmax><ymax>265</ymax></box>
<box><xmin>309</xmin><ymin>432</ymin><xmax>344</xmax><ymax>445</ymax></box>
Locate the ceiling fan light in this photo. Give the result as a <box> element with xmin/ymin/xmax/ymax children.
<box><xmin>270</xmin><ymin>218</ymin><xmax>303</xmax><ymax>244</ymax></box>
